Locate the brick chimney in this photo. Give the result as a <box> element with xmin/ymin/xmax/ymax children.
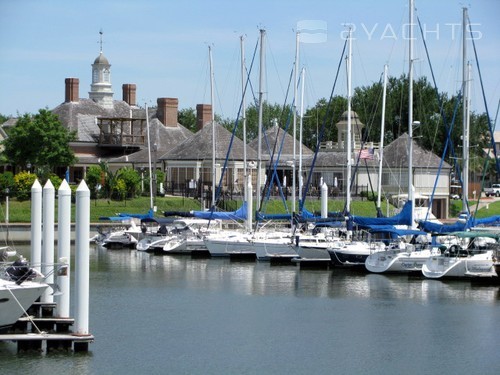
<box><xmin>65</xmin><ymin>78</ymin><xmax>79</xmax><ymax>103</ymax></box>
<box><xmin>196</xmin><ymin>104</ymin><xmax>212</xmax><ymax>130</ymax></box>
<box><xmin>122</xmin><ymin>84</ymin><xmax>137</xmax><ymax>106</ymax></box>
<box><xmin>157</xmin><ymin>98</ymin><xmax>178</xmax><ymax>127</ymax></box>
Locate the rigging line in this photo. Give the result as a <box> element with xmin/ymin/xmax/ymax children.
<box><xmin>206</xmin><ymin>36</ymin><xmax>259</xmax><ymax>224</ymax></box>
<box><xmin>299</xmin><ymin>38</ymin><xmax>347</xmax><ymax>213</ymax></box>
<box><xmin>257</xmin><ymin>67</ymin><xmax>296</xmax><ymax>216</ymax></box>
<box><xmin>417</xmin><ymin>16</ymin><xmax>462</xmax><ymax>181</ymax></box>
<box><xmin>348</xmin><ymin>72</ymin><xmax>385</xmax><ymax>211</ymax></box>
<box><xmin>423</xmin><ymin>93</ymin><xmax>462</xmax><ymax>222</ymax></box>
<box><xmin>417</xmin><ymin>15</ymin><xmax>464</xmax><ymax>220</ymax></box>
<box><xmin>467</xmin><ymin>13</ymin><xmax>500</xmax><ymax>176</ymax></box>
<box><xmin>266</xmin><ymin>36</ymin><xmax>288</xmax><ymax>102</ymax></box>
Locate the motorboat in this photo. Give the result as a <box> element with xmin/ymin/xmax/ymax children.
<box><xmin>0</xmin><ymin>254</ymin><xmax>49</xmax><ymax>332</ymax></box>
<box><xmin>136</xmin><ymin>217</ymin><xmax>175</xmax><ymax>252</ymax></box>
<box><xmin>160</xmin><ymin>218</ymin><xmax>221</xmax><ymax>255</ymax></box>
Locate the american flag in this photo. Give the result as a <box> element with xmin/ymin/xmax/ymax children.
<box><xmin>359</xmin><ymin>148</ymin><xmax>374</xmax><ymax>160</ymax></box>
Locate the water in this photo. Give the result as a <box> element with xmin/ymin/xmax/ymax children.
<box><xmin>2</xmin><ymin>245</ymin><xmax>500</xmax><ymax>374</ymax></box>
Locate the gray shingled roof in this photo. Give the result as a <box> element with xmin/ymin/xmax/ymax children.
<box><xmin>300</xmin><ymin>133</ymin><xmax>448</xmax><ymax>170</ymax></box>
<box><xmin>382</xmin><ymin>133</ymin><xmax>451</xmax><ymax>169</ymax></box>
<box><xmin>248</xmin><ymin>124</ymin><xmax>314</xmax><ymax>160</ymax></box>
<box><xmin>51</xmin><ymin>99</ymin><xmax>193</xmax><ymax>164</ymax></box>
<box><xmin>160</xmin><ymin>122</ymin><xmax>258</xmax><ymax>161</ymax></box>
<box><xmin>52</xmin><ymin>99</ymin><xmax>139</xmax><ymax>142</ymax></box>
<box><xmin>109</xmin><ymin>116</ymin><xmax>193</xmax><ymax>164</ymax></box>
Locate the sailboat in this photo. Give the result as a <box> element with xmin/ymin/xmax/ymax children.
<box><xmin>364</xmin><ymin>1</ymin><xmax>442</xmax><ymax>273</ymax></box>
<box><xmin>326</xmin><ymin>27</ymin><xmax>375</xmax><ymax>268</ymax></box>
<box><xmin>421</xmin><ymin>7</ymin><xmax>499</xmax><ymax>280</ymax></box>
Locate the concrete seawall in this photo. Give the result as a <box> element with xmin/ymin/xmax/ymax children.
<box><xmin>0</xmin><ymin>223</ymin><xmax>115</xmax><ymax>244</ymax></box>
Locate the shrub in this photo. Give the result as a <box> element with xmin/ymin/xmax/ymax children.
<box><xmin>14</xmin><ymin>171</ymin><xmax>38</xmax><ymax>201</ymax></box>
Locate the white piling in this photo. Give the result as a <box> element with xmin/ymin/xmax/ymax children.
<box><xmin>246</xmin><ymin>175</ymin><xmax>253</xmax><ymax>231</ymax></box>
<box><xmin>41</xmin><ymin>180</ymin><xmax>55</xmax><ymax>303</ymax></box>
<box><xmin>56</xmin><ymin>180</ymin><xmax>72</xmax><ymax>318</ymax></box>
<box><xmin>31</xmin><ymin>180</ymin><xmax>42</xmax><ymax>273</ymax></box>
<box><xmin>75</xmin><ymin>180</ymin><xmax>90</xmax><ymax>335</ymax></box>
<box><xmin>321</xmin><ymin>182</ymin><xmax>328</xmax><ymax>219</ymax></box>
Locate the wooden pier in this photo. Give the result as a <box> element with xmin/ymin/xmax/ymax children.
<box><xmin>0</xmin><ymin>301</ymin><xmax>94</xmax><ymax>353</ymax></box>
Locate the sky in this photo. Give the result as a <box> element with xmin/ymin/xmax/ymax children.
<box><xmin>0</xmin><ymin>0</ymin><xmax>499</xmax><ymax>125</ymax></box>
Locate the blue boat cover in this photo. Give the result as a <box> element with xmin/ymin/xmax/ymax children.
<box><xmin>352</xmin><ymin>201</ymin><xmax>413</xmax><ymax>227</ymax></box>
<box><xmin>192</xmin><ymin>201</ymin><xmax>248</xmax><ymax>221</ymax></box>
<box><xmin>366</xmin><ymin>225</ymin><xmax>427</xmax><ymax>237</ymax></box>
<box><xmin>419</xmin><ymin>214</ymin><xmax>500</xmax><ymax>234</ymax></box>
<box><xmin>117</xmin><ymin>209</ymin><xmax>154</xmax><ymax>220</ymax></box>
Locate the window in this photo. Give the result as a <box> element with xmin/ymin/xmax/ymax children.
<box><xmin>103</xmin><ymin>69</ymin><xmax>110</xmax><ymax>82</ymax></box>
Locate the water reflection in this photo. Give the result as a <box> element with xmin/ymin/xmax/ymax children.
<box><xmin>92</xmin><ymin>247</ymin><xmax>499</xmax><ymax>304</ymax></box>
<box><xmin>13</xmin><ymin>244</ymin><xmax>500</xmax><ymax>305</ymax></box>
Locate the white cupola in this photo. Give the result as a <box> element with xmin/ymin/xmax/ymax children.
<box><xmin>89</xmin><ymin>32</ymin><xmax>114</xmax><ymax>108</ymax></box>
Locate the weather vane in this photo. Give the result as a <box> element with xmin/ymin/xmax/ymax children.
<box><xmin>98</xmin><ymin>29</ymin><xmax>104</xmax><ymax>52</ymax></box>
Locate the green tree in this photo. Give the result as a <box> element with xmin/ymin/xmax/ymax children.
<box><xmin>86</xmin><ymin>165</ymin><xmax>105</xmax><ymax>198</ymax></box>
<box><xmin>0</xmin><ymin>171</ymin><xmax>15</xmax><ymax>197</ymax></box>
<box><xmin>1</xmin><ymin>109</ymin><xmax>77</xmax><ymax>176</ymax></box>
<box><xmin>0</xmin><ymin>113</ymin><xmax>8</xmax><ymax>125</ymax></box>
<box><xmin>178</xmin><ymin>107</ymin><xmax>197</xmax><ymax>132</ymax></box>
<box><xmin>116</xmin><ymin>167</ymin><xmax>141</xmax><ymax>198</ymax></box>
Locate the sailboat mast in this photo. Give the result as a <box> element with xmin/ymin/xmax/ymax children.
<box><xmin>299</xmin><ymin>67</ymin><xmax>305</xmax><ymax>205</ymax></box>
<box><xmin>408</xmin><ymin>0</ymin><xmax>415</xmax><ymax>228</ymax></box>
<box><xmin>377</xmin><ymin>64</ymin><xmax>388</xmax><ymax>212</ymax></box>
<box><xmin>240</xmin><ymin>36</ymin><xmax>247</xmax><ymax>202</ymax></box>
<box><xmin>292</xmin><ymin>31</ymin><xmax>299</xmax><ymax>213</ymax></box>
<box><xmin>145</xmin><ymin>104</ymin><xmax>153</xmax><ymax>211</ymax></box>
<box><xmin>462</xmin><ymin>7</ymin><xmax>470</xmax><ymax>214</ymax></box>
<box><xmin>346</xmin><ymin>27</ymin><xmax>353</xmax><ymax>214</ymax></box>
<box><xmin>256</xmin><ymin>29</ymin><xmax>265</xmax><ymax>207</ymax></box>
<box><xmin>209</xmin><ymin>45</ymin><xmax>216</xmax><ymax>207</ymax></box>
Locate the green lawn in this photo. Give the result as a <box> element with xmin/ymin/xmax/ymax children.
<box><xmin>10</xmin><ymin>195</ymin><xmax>499</xmax><ymax>223</ymax></box>
<box><xmin>0</xmin><ymin>195</ymin><xmax>388</xmax><ymax>223</ymax></box>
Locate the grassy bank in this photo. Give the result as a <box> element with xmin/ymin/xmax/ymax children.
<box><xmin>0</xmin><ymin>195</ymin><xmax>389</xmax><ymax>223</ymax></box>
<box><xmin>11</xmin><ymin>195</ymin><xmax>500</xmax><ymax>223</ymax></box>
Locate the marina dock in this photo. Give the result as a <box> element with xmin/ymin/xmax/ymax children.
<box><xmin>0</xmin><ymin>301</ymin><xmax>94</xmax><ymax>353</ymax></box>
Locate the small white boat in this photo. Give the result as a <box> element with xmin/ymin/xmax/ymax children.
<box><xmin>135</xmin><ymin>217</ymin><xmax>174</xmax><ymax>252</ymax></box>
<box><xmin>160</xmin><ymin>218</ymin><xmax>221</xmax><ymax>255</ymax></box>
<box><xmin>421</xmin><ymin>231</ymin><xmax>499</xmax><ymax>279</ymax></box>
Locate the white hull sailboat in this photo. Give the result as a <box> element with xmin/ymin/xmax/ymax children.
<box><xmin>422</xmin><ymin>232</ymin><xmax>498</xmax><ymax>279</ymax></box>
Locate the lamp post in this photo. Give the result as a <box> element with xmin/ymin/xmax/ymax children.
<box><xmin>27</xmin><ymin>162</ymin><xmax>32</xmax><ymax>174</ymax></box>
